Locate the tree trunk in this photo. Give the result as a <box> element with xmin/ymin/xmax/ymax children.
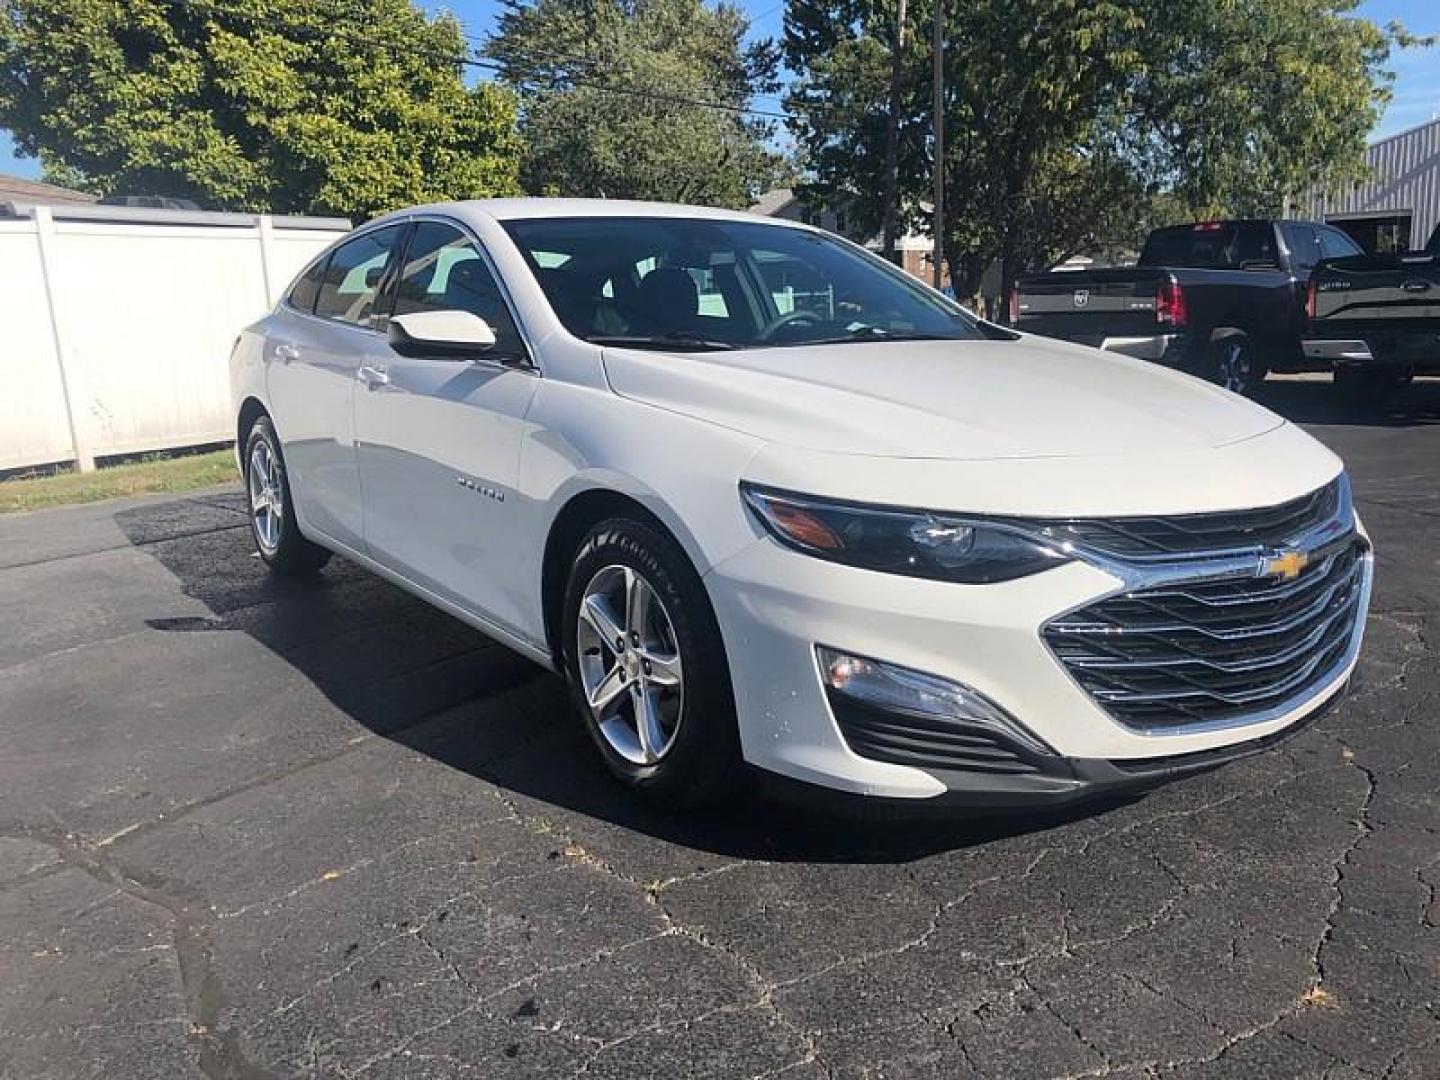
<box><xmin>949</xmin><ymin>249</ymin><xmax>986</xmax><ymax>302</ymax></box>
<box><xmin>881</xmin><ymin>0</ymin><xmax>907</xmax><ymax>264</ymax></box>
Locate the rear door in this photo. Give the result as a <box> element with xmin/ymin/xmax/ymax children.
<box><xmin>353</xmin><ymin>219</ymin><xmax>539</xmax><ymax>635</ymax></box>
<box><xmin>266</xmin><ymin>224</ymin><xmax>404</xmax><ymax>549</ymax></box>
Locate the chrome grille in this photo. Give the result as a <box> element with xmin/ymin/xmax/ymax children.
<box><xmin>1045</xmin><ymin>536</ymin><xmax>1369</xmax><ymax>731</ymax></box>
<box><xmin>1023</xmin><ymin>480</ymin><xmax>1341</xmax><ymax>560</ymax></box>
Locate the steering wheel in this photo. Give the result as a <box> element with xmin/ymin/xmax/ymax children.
<box><xmin>757</xmin><ymin>308</ymin><xmax>826</xmax><ymax>341</ymax></box>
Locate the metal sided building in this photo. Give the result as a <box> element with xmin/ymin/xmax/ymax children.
<box><xmin>1305</xmin><ymin>117</ymin><xmax>1440</xmax><ymax>254</ymax></box>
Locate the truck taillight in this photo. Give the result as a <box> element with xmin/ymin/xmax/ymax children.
<box><xmin>1306</xmin><ymin>278</ymin><xmax>1318</xmax><ymax>321</ymax></box>
<box><xmin>1008</xmin><ymin>286</ymin><xmax>1020</xmax><ymax>325</ymax></box>
<box><xmin>1157</xmin><ymin>278</ymin><xmax>1188</xmax><ymax>328</ymax></box>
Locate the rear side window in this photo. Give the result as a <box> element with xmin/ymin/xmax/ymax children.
<box><xmin>286</xmin><ymin>256</ymin><xmax>327</xmax><ymax>314</ymax></box>
<box><xmin>314</xmin><ymin>226</ymin><xmax>403</xmax><ymax>327</ymax></box>
<box><xmin>1319</xmin><ymin>227</ymin><xmax>1362</xmax><ymax>260</ymax></box>
<box><xmin>1284</xmin><ymin>224</ymin><xmax>1321</xmax><ymax>272</ymax></box>
<box><xmin>1139</xmin><ymin>223</ymin><xmax>1278</xmax><ymax>269</ymax></box>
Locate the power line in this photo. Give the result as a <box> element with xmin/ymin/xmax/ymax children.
<box><xmin>161</xmin><ymin>0</ymin><xmax>849</xmax><ymax>122</ymax></box>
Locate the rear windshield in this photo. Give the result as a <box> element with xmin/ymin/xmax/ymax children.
<box><xmin>1139</xmin><ymin>223</ymin><xmax>1278</xmax><ymax>269</ymax></box>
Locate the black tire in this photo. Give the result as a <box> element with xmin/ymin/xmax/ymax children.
<box><xmin>1204</xmin><ymin>334</ymin><xmax>1264</xmax><ymax>396</ymax></box>
<box><xmin>560</xmin><ymin>516</ymin><xmax>742</xmax><ymax>809</ymax></box>
<box><xmin>242</xmin><ymin>415</ymin><xmax>331</xmax><ymax>576</ymax></box>
<box><xmin>1335</xmin><ymin>367</ymin><xmax>1404</xmax><ymax>410</ymax></box>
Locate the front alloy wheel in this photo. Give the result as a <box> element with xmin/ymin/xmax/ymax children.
<box><xmin>561</xmin><ymin>516</ymin><xmax>741</xmax><ymax>808</ymax></box>
<box><xmin>576</xmin><ymin>565</ymin><xmax>684</xmax><ymax>764</ymax></box>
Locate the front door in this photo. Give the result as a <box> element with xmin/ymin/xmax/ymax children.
<box><xmin>354</xmin><ymin>220</ymin><xmax>539</xmax><ymax>636</ymax></box>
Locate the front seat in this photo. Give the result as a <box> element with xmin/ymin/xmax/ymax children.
<box><xmin>535</xmin><ymin>267</ymin><xmax>588</xmax><ymax>334</ymax></box>
<box><xmin>634</xmin><ymin>267</ymin><xmax>699</xmax><ymax>335</ymax></box>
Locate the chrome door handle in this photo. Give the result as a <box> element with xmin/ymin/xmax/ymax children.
<box><xmin>358</xmin><ymin>364</ymin><xmax>390</xmax><ymax>388</ymax></box>
<box><xmin>274</xmin><ymin>344</ymin><xmax>300</xmax><ymax>363</ymax></box>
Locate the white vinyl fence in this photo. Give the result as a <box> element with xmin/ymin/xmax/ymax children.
<box><xmin>1</xmin><ymin>203</ymin><xmax>350</xmax><ymax>473</ymax></box>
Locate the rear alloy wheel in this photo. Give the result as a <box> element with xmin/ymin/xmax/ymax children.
<box><xmin>561</xmin><ymin>517</ymin><xmax>741</xmax><ymax>809</ymax></box>
<box><xmin>243</xmin><ymin>415</ymin><xmax>331</xmax><ymax>576</ymax></box>
<box><xmin>1209</xmin><ymin>335</ymin><xmax>1263</xmax><ymax>396</ymax></box>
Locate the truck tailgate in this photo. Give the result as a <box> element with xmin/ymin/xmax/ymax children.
<box><xmin>1313</xmin><ymin>251</ymin><xmax>1440</xmax><ymax>325</ymax></box>
<box><xmin>1016</xmin><ymin>268</ymin><xmax>1168</xmax><ymax>346</ymax></box>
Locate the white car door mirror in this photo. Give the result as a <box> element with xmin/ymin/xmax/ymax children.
<box><xmin>388</xmin><ymin>310</ymin><xmax>498</xmax><ymax>359</ymax></box>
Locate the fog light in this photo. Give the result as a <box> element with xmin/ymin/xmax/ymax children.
<box><xmin>817</xmin><ymin>646</ymin><xmax>1055</xmax><ymax>757</ymax></box>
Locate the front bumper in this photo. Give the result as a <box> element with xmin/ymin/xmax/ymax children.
<box><xmin>755</xmin><ymin>684</ymin><xmax>1344</xmax><ymax>814</ymax></box>
<box><xmin>705</xmin><ymin>527</ymin><xmax>1370</xmax><ymax>807</ymax></box>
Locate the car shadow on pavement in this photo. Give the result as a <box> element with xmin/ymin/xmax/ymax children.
<box><xmin>116</xmin><ymin>495</ymin><xmax>1125</xmax><ymax>865</ymax></box>
<box><xmin>1253</xmin><ymin>374</ymin><xmax>1440</xmax><ymax>427</ymax></box>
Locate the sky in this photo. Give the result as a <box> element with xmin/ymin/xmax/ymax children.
<box><xmin>1</xmin><ymin>0</ymin><xmax>1435</xmax><ymax>180</ymax></box>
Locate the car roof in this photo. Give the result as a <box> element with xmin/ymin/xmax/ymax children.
<box><xmin>368</xmin><ymin>197</ymin><xmax>809</xmax><ymax>230</ymax></box>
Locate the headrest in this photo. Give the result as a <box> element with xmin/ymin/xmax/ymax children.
<box><xmin>636</xmin><ymin>267</ymin><xmax>699</xmax><ymax>326</ymax></box>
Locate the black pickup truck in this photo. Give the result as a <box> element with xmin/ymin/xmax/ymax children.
<box><xmin>1012</xmin><ymin>219</ymin><xmax>1365</xmax><ymax>395</ymax></box>
<box><xmin>1303</xmin><ymin>223</ymin><xmax>1440</xmax><ymax>404</ymax></box>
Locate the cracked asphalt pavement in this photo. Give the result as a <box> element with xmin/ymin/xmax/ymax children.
<box><xmin>1</xmin><ymin>379</ymin><xmax>1437</xmax><ymax>1079</ymax></box>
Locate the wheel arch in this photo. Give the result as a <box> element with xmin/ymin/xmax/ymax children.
<box><xmin>539</xmin><ymin>486</ymin><xmax>701</xmax><ymax>668</ymax></box>
<box><xmin>237</xmin><ymin>396</ymin><xmax>269</xmax><ymax>459</ymax></box>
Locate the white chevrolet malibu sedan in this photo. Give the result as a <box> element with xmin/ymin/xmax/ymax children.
<box><xmin>230</xmin><ymin>199</ymin><xmax>1372</xmax><ymax>812</ymax></box>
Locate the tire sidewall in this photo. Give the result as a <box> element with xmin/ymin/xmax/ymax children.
<box><xmin>244</xmin><ymin>415</ymin><xmax>326</xmax><ymax>573</ymax></box>
<box><xmin>560</xmin><ymin>517</ymin><xmax>740</xmax><ymax>805</ymax></box>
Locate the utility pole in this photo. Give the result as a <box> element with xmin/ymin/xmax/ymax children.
<box><xmin>881</xmin><ymin>0</ymin><xmax>907</xmax><ymax>264</ymax></box>
<box><xmin>930</xmin><ymin>0</ymin><xmax>944</xmax><ymax>290</ymax></box>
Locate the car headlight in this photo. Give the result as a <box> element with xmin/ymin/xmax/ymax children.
<box><xmin>740</xmin><ymin>484</ymin><xmax>1070</xmax><ymax>584</ymax></box>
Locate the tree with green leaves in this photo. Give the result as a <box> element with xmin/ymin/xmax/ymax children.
<box><xmin>486</xmin><ymin>0</ymin><xmax>787</xmax><ymax>208</ymax></box>
<box><xmin>784</xmin><ymin>0</ymin><xmax>1400</xmax><ymax>297</ymax></box>
<box><xmin>0</xmin><ymin>0</ymin><xmax>522</xmax><ymax>220</ymax></box>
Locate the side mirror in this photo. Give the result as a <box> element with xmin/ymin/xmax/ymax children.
<box><xmin>388</xmin><ymin>310</ymin><xmax>497</xmax><ymax>359</ymax></box>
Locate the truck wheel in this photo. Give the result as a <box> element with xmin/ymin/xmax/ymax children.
<box><xmin>1335</xmin><ymin>368</ymin><xmax>1404</xmax><ymax>410</ymax></box>
<box><xmin>1207</xmin><ymin>335</ymin><xmax>1263</xmax><ymax>396</ymax></box>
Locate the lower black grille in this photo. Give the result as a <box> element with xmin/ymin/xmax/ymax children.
<box><xmin>827</xmin><ymin>694</ymin><xmax>1051</xmax><ymax>775</ymax></box>
<box><xmin>1044</xmin><ymin>537</ymin><xmax>1368</xmax><ymax>731</ymax></box>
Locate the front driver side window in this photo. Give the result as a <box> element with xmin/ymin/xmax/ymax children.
<box><xmin>393</xmin><ymin>222</ymin><xmax>523</xmax><ymax>357</ymax></box>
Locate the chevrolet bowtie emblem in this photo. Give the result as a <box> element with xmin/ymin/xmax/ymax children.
<box><xmin>1262</xmin><ymin>550</ymin><xmax>1309</xmax><ymax>582</ymax></box>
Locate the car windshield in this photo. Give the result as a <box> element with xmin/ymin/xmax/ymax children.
<box><xmin>501</xmin><ymin>215</ymin><xmax>984</xmax><ymax>351</ymax></box>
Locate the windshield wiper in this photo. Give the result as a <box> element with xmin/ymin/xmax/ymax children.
<box><xmin>587</xmin><ymin>333</ymin><xmax>737</xmax><ymax>352</ymax></box>
<box><xmin>801</xmin><ymin>327</ymin><xmax>957</xmax><ymax>345</ymax></box>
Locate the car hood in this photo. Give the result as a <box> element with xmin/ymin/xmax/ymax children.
<box><xmin>601</xmin><ymin>335</ymin><xmax>1286</xmax><ymax>460</ymax></box>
